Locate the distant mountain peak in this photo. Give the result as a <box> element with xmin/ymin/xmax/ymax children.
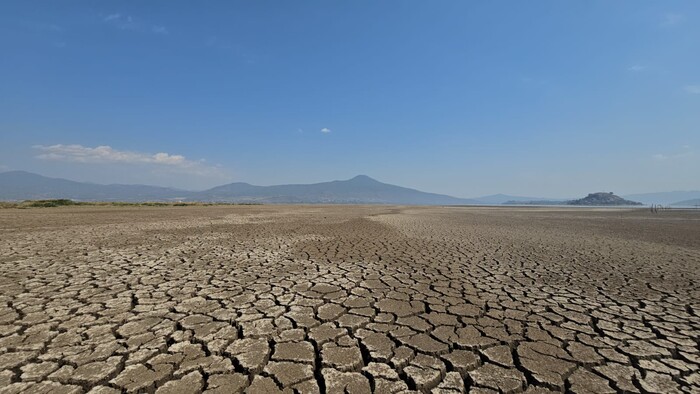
<box><xmin>348</xmin><ymin>175</ymin><xmax>377</xmax><ymax>182</ymax></box>
<box><xmin>2</xmin><ymin>170</ymin><xmax>40</xmax><ymax>176</ymax></box>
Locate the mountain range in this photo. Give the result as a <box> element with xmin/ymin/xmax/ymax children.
<box><xmin>0</xmin><ymin>171</ymin><xmax>479</xmax><ymax>205</ymax></box>
<box><xmin>0</xmin><ymin>171</ymin><xmax>188</xmax><ymax>202</ymax></box>
<box><xmin>1</xmin><ymin>171</ymin><xmax>696</xmax><ymax>206</ymax></box>
<box><xmin>195</xmin><ymin>175</ymin><xmax>481</xmax><ymax>205</ymax></box>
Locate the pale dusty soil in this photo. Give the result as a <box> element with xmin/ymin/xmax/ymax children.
<box><xmin>0</xmin><ymin>205</ymin><xmax>698</xmax><ymax>393</ymax></box>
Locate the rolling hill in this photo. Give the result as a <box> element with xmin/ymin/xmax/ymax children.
<box><xmin>473</xmin><ymin>194</ymin><xmax>558</xmax><ymax>205</ymax></box>
<box><xmin>671</xmin><ymin>198</ymin><xmax>700</xmax><ymax>207</ymax></box>
<box><xmin>568</xmin><ymin>192</ymin><xmax>642</xmax><ymax>206</ymax></box>
<box><xmin>623</xmin><ymin>191</ymin><xmax>700</xmax><ymax>205</ymax></box>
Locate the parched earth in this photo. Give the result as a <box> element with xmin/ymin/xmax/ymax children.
<box><xmin>0</xmin><ymin>205</ymin><xmax>698</xmax><ymax>394</ymax></box>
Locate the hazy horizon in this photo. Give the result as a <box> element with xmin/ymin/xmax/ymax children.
<box><xmin>4</xmin><ymin>169</ymin><xmax>700</xmax><ymax>203</ymax></box>
<box><xmin>2</xmin><ymin>2</ymin><xmax>699</xmax><ymax>197</ymax></box>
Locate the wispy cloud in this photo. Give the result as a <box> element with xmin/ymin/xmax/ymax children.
<box><xmin>661</xmin><ymin>13</ymin><xmax>684</xmax><ymax>26</ymax></box>
<box><xmin>652</xmin><ymin>146</ymin><xmax>694</xmax><ymax>162</ymax></box>
<box><xmin>683</xmin><ymin>85</ymin><xmax>700</xmax><ymax>94</ymax></box>
<box><xmin>103</xmin><ymin>13</ymin><xmax>167</xmax><ymax>35</ymax></box>
<box><xmin>321</xmin><ymin>128</ymin><xmax>331</xmax><ymax>133</ymax></box>
<box><xmin>627</xmin><ymin>65</ymin><xmax>646</xmax><ymax>72</ymax></box>
<box><xmin>104</xmin><ymin>13</ymin><xmax>135</xmax><ymax>30</ymax></box>
<box><xmin>152</xmin><ymin>25</ymin><xmax>168</xmax><ymax>35</ymax></box>
<box><xmin>34</xmin><ymin>144</ymin><xmax>226</xmax><ymax>177</ymax></box>
<box><xmin>104</xmin><ymin>14</ymin><xmax>121</xmax><ymax>22</ymax></box>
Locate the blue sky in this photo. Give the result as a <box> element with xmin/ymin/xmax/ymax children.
<box><xmin>1</xmin><ymin>1</ymin><xmax>698</xmax><ymax>198</ymax></box>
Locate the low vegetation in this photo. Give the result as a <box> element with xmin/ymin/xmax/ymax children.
<box><xmin>24</xmin><ymin>199</ymin><xmax>87</xmax><ymax>207</ymax></box>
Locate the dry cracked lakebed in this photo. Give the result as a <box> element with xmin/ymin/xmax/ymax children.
<box><xmin>0</xmin><ymin>205</ymin><xmax>698</xmax><ymax>393</ymax></box>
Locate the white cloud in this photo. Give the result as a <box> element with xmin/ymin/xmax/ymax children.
<box><xmin>684</xmin><ymin>85</ymin><xmax>700</xmax><ymax>94</ymax></box>
<box><xmin>661</xmin><ymin>13</ymin><xmax>683</xmax><ymax>26</ymax></box>
<box><xmin>34</xmin><ymin>144</ymin><xmax>226</xmax><ymax>177</ymax></box>
<box><xmin>627</xmin><ymin>65</ymin><xmax>645</xmax><ymax>72</ymax></box>
<box><xmin>103</xmin><ymin>13</ymin><xmax>136</xmax><ymax>30</ymax></box>
<box><xmin>652</xmin><ymin>146</ymin><xmax>694</xmax><ymax>162</ymax></box>
<box><xmin>103</xmin><ymin>13</ymin><xmax>166</xmax><ymax>35</ymax></box>
<box><xmin>321</xmin><ymin>128</ymin><xmax>331</xmax><ymax>133</ymax></box>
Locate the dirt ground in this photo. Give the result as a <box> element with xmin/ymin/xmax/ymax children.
<box><xmin>0</xmin><ymin>205</ymin><xmax>698</xmax><ymax>393</ymax></box>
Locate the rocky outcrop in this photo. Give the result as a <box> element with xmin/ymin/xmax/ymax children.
<box><xmin>568</xmin><ymin>192</ymin><xmax>643</xmax><ymax>206</ymax></box>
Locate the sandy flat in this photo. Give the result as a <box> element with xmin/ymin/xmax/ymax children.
<box><xmin>0</xmin><ymin>205</ymin><xmax>698</xmax><ymax>393</ymax></box>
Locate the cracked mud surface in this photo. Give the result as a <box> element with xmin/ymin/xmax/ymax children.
<box><xmin>0</xmin><ymin>205</ymin><xmax>698</xmax><ymax>393</ymax></box>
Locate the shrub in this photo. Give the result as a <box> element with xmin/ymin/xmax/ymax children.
<box><xmin>23</xmin><ymin>199</ymin><xmax>82</xmax><ymax>207</ymax></box>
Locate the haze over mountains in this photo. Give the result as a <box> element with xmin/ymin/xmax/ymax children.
<box><xmin>503</xmin><ymin>192</ymin><xmax>644</xmax><ymax>206</ymax></box>
<box><xmin>0</xmin><ymin>171</ymin><xmax>187</xmax><ymax>202</ymax></box>
<box><xmin>463</xmin><ymin>194</ymin><xmax>553</xmax><ymax>205</ymax></box>
<box><xmin>0</xmin><ymin>171</ymin><xmax>478</xmax><ymax>205</ymax></box>
<box><xmin>672</xmin><ymin>198</ymin><xmax>700</xmax><ymax>207</ymax></box>
<box><xmin>622</xmin><ymin>191</ymin><xmax>700</xmax><ymax>206</ymax></box>
<box><xmin>1</xmin><ymin>171</ymin><xmax>697</xmax><ymax>206</ymax></box>
<box><xmin>197</xmin><ymin>175</ymin><xmax>480</xmax><ymax>205</ymax></box>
